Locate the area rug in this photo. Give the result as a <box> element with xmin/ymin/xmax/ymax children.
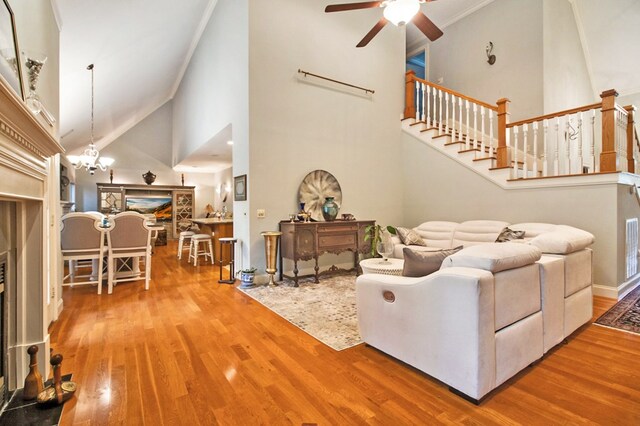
<box><xmin>238</xmin><ymin>275</ymin><xmax>362</xmax><ymax>351</ymax></box>
<box><xmin>595</xmin><ymin>285</ymin><xmax>640</xmax><ymax>335</ymax></box>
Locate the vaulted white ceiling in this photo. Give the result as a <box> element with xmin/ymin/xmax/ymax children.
<box><xmin>55</xmin><ymin>0</ymin><xmax>216</xmax><ymax>155</ymax></box>
<box><xmin>56</xmin><ymin>0</ymin><xmax>640</xmax><ymax>169</ymax></box>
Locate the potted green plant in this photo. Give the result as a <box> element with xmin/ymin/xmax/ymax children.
<box><xmin>364</xmin><ymin>224</ymin><xmax>397</xmax><ymax>257</ymax></box>
<box><xmin>238</xmin><ymin>267</ymin><xmax>257</xmax><ymax>288</ymax></box>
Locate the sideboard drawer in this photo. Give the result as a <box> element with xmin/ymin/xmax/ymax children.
<box><xmin>318</xmin><ymin>233</ymin><xmax>356</xmax><ymax>250</ymax></box>
<box><xmin>318</xmin><ymin>224</ymin><xmax>358</xmax><ymax>233</ymax></box>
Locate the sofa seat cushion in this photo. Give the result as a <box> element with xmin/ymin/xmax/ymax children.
<box><xmin>402</xmin><ymin>246</ymin><xmax>463</xmax><ymax>277</ymax></box>
<box><xmin>528</xmin><ymin>225</ymin><xmax>594</xmax><ymax>254</ymax></box>
<box><xmin>452</xmin><ymin>220</ymin><xmax>510</xmax><ymax>247</ymax></box>
<box><xmin>442</xmin><ymin>243</ymin><xmax>542</xmax><ymax>273</ymax></box>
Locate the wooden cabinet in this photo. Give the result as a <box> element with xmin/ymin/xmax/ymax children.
<box><xmin>173</xmin><ymin>190</ymin><xmax>194</xmax><ymax>236</ymax></box>
<box><xmin>279</xmin><ymin>220</ymin><xmax>374</xmax><ymax>286</ymax></box>
<box><xmin>96</xmin><ymin>183</ymin><xmax>195</xmax><ymax>239</ymax></box>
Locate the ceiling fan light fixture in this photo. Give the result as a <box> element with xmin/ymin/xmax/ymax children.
<box><xmin>383</xmin><ymin>0</ymin><xmax>420</xmax><ymax>26</ymax></box>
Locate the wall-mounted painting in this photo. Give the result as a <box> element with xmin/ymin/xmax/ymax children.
<box><xmin>234</xmin><ymin>174</ymin><xmax>247</xmax><ymax>201</ymax></box>
<box><xmin>125</xmin><ymin>196</ymin><xmax>172</xmax><ymax>222</ymax></box>
<box><xmin>0</xmin><ymin>0</ymin><xmax>24</xmax><ymax>100</ymax></box>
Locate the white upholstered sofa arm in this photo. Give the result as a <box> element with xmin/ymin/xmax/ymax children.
<box><xmin>356</xmin><ymin>268</ymin><xmax>497</xmax><ymax>399</ymax></box>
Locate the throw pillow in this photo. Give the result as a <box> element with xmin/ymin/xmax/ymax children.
<box><xmin>496</xmin><ymin>227</ymin><xmax>526</xmax><ymax>243</ymax></box>
<box><xmin>396</xmin><ymin>227</ymin><xmax>427</xmax><ymax>246</ymax></box>
<box><xmin>402</xmin><ymin>246</ymin><xmax>463</xmax><ymax>277</ymax></box>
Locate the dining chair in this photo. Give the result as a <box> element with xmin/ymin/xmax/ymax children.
<box><xmin>60</xmin><ymin>212</ymin><xmax>108</xmax><ymax>294</ymax></box>
<box><xmin>106</xmin><ymin>211</ymin><xmax>152</xmax><ymax>294</ymax></box>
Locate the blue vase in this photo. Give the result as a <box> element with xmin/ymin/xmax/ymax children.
<box><xmin>322</xmin><ymin>197</ymin><xmax>339</xmax><ymax>221</ymax></box>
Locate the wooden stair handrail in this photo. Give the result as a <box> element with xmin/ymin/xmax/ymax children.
<box><xmin>507</xmin><ymin>102</ymin><xmax>602</xmax><ymax>128</ymax></box>
<box><xmin>409</xmin><ymin>74</ymin><xmax>498</xmax><ymax>112</ymax></box>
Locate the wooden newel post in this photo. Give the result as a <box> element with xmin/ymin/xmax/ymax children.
<box><xmin>496</xmin><ymin>98</ymin><xmax>510</xmax><ymax>168</ymax></box>
<box><xmin>625</xmin><ymin>105</ymin><xmax>636</xmax><ymax>174</ymax></box>
<box><xmin>600</xmin><ymin>89</ymin><xmax>619</xmax><ymax>172</ymax></box>
<box><xmin>404</xmin><ymin>70</ymin><xmax>416</xmax><ymax>119</ymax></box>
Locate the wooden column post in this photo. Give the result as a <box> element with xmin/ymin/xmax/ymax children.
<box><xmin>496</xmin><ymin>98</ymin><xmax>510</xmax><ymax>168</ymax></box>
<box><xmin>625</xmin><ymin>105</ymin><xmax>636</xmax><ymax>173</ymax></box>
<box><xmin>404</xmin><ymin>70</ymin><xmax>416</xmax><ymax>120</ymax></box>
<box><xmin>600</xmin><ymin>89</ymin><xmax>619</xmax><ymax>172</ymax></box>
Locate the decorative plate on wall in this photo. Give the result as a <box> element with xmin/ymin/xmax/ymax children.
<box><xmin>298</xmin><ymin>170</ymin><xmax>342</xmax><ymax>221</ymax></box>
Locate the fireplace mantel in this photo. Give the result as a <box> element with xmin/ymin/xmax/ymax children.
<box><xmin>0</xmin><ymin>81</ymin><xmax>63</xmax><ymax>393</ymax></box>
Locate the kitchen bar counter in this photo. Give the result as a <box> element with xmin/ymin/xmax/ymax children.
<box><xmin>191</xmin><ymin>218</ymin><xmax>234</xmax><ymax>262</ymax></box>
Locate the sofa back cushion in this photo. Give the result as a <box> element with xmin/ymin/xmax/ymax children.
<box><xmin>402</xmin><ymin>246</ymin><xmax>463</xmax><ymax>277</ymax></box>
<box><xmin>442</xmin><ymin>242</ymin><xmax>542</xmax><ymax>273</ymax></box>
<box><xmin>413</xmin><ymin>221</ymin><xmax>458</xmax><ymax>248</ymax></box>
<box><xmin>452</xmin><ymin>220</ymin><xmax>510</xmax><ymax>247</ymax></box>
<box><xmin>512</xmin><ymin>223</ymin><xmax>594</xmax><ymax>254</ymax></box>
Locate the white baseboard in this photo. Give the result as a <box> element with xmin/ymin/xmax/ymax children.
<box><xmin>8</xmin><ymin>335</ymin><xmax>50</xmax><ymax>391</ymax></box>
<box><xmin>593</xmin><ymin>274</ymin><xmax>640</xmax><ymax>300</ymax></box>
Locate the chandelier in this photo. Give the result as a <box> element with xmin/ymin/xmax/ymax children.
<box><xmin>67</xmin><ymin>64</ymin><xmax>114</xmax><ymax>175</ymax></box>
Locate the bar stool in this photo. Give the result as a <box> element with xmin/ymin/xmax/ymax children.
<box><xmin>188</xmin><ymin>234</ymin><xmax>214</xmax><ymax>266</ymax></box>
<box><xmin>177</xmin><ymin>230</ymin><xmax>195</xmax><ymax>260</ymax></box>
<box><xmin>219</xmin><ymin>237</ymin><xmax>237</xmax><ymax>284</ymax></box>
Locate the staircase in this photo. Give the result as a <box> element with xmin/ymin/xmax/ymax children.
<box><xmin>403</xmin><ymin>71</ymin><xmax>640</xmax><ymax>189</ymax></box>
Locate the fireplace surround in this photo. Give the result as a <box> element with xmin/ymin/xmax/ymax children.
<box><xmin>0</xmin><ymin>78</ymin><xmax>63</xmax><ymax>403</ymax></box>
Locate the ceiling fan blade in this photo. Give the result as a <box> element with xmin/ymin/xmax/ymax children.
<box><xmin>325</xmin><ymin>2</ymin><xmax>382</xmax><ymax>13</ymax></box>
<box><xmin>356</xmin><ymin>17</ymin><xmax>388</xmax><ymax>48</ymax></box>
<box><xmin>412</xmin><ymin>11</ymin><xmax>443</xmax><ymax>42</ymax></box>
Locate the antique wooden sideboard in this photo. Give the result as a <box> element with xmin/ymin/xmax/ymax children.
<box><xmin>278</xmin><ymin>220</ymin><xmax>374</xmax><ymax>286</ymax></box>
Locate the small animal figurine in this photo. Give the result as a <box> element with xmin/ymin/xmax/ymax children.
<box><xmin>23</xmin><ymin>345</ymin><xmax>44</xmax><ymax>400</ymax></box>
<box><xmin>36</xmin><ymin>354</ymin><xmax>77</xmax><ymax>405</ymax></box>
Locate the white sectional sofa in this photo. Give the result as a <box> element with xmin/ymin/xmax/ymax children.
<box><xmin>357</xmin><ymin>220</ymin><xmax>594</xmax><ymax>402</ymax></box>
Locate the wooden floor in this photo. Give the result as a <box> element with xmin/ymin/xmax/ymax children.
<box><xmin>50</xmin><ymin>242</ymin><xmax>640</xmax><ymax>425</ymax></box>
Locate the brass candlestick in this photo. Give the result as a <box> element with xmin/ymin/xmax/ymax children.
<box><xmin>261</xmin><ymin>231</ymin><xmax>282</xmax><ymax>286</ymax></box>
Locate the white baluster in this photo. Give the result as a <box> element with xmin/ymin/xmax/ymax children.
<box><xmin>445</xmin><ymin>92</ymin><xmax>450</xmax><ymax>135</ymax></box>
<box><xmin>432</xmin><ymin>86</ymin><xmax>437</xmax><ymax>129</ymax></box>
<box><xmin>533</xmin><ymin>122</ymin><xmax>538</xmax><ymax>176</ymax></box>
<box><xmin>513</xmin><ymin>126</ymin><xmax>519</xmax><ymax>177</ymax></box>
<box><xmin>554</xmin><ymin>117</ymin><xmax>560</xmax><ymax>176</ymax></box>
<box><xmin>565</xmin><ymin>117</ymin><xmax>571</xmax><ymax>174</ymax></box>
<box><xmin>591</xmin><ymin>110</ymin><xmax>596</xmax><ymax>172</ymax></box>
<box><xmin>577</xmin><ymin>111</ymin><xmax>583</xmax><ymax>173</ymax></box>
<box><xmin>451</xmin><ymin>95</ymin><xmax>456</xmax><ymax>140</ymax></box>
<box><xmin>458</xmin><ymin>97</ymin><xmax>463</xmax><ymax>142</ymax></box>
<box><xmin>523</xmin><ymin>123</ymin><xmax>529</xmax><ymax>177</ymax></box>
<box><xmin>415</xmin><ymin>81</ymin><xmax>420</xmax><ymax>121</ymax></box>
<box><xmin>489</xmin><ymin>110</ymin><xmax>494</xmax><ymax>155</ymax></box>
<box><xmin>420</xmin><ymin>83</ymin><xmax>426</xmax><ymax>122</ymax></box>
<box><xmin>480</xmin><ymin>106</ymin><xmax>486</xmax><ymax>156</ymax></box>
<box><xmin>465</xmin><ymin>100</ymin><xmax>470</xmax><ymax>148</ymax></box>
<box><xmin>438</xmin><ymin>89</ymin><xmax>443</xmax><ymax>135</ymax></box>
<box><xmin>542</xmin><ymin>119</ymin><xmax>548</xmax><ymax>177</ymax></box>
<box><xmin>425</xmin><ymin>85</ymin><xmax>431</xmax><ymax>126</ymax></box>
<box><xmin>473</xmin><ymin>104</ymin><xmax>478</xmax><ymax>147</ymax></box>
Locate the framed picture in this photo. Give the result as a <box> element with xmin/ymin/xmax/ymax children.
<box><xmin>234</xmin><ymin>174</ymin><xmax>247</xmax><ymax>201</ymax></box>
<box><xmin>0</xmin><ymin>0</ymin><xmax>24</xmax><ymax>100</ymax></box>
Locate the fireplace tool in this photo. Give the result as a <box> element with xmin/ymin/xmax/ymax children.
<box><xmin>36</xmin><ymin>354</ymin><xmax>76</xmax><ymax>405</ymax></box>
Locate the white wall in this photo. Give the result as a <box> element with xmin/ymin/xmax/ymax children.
<box><xmin>74</xmin><ymin>101</ymin><xmax>215</xmax><ymax>215</ymax></box>
<box><xmin>427</xmin><ymin>0</ymin><xmax>544</xmax><ymax>122</ymax></box>
<box><xmin>172</xmin><ymin>0</ymin><xmax>249</xmax><ymax>264</ymax></box>
<box><xmin>543</xmin><ymin>0</ymin><xmax>594</xmax><ymax>113</ymax></box>
<box><xmin>401</xmin><ymin>131</ymin><xmax>621</xmax><ymax>294</ymax></box>
<box><xmin>247</xmin><ymin>0</ymin><xmax>406</xmax><ymax>273</ymax></box>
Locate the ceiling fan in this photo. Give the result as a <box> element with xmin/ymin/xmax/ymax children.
<box><xmin>325</xmin><ymin>0</ymin><xmax>443</xmax><ymax>47</ymax></box>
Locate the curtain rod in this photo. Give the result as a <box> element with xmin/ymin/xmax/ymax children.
<box><xmin>297</xmin><ymin>69</ymin><xmax>374</xmax><ymax>94</ymax></box>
